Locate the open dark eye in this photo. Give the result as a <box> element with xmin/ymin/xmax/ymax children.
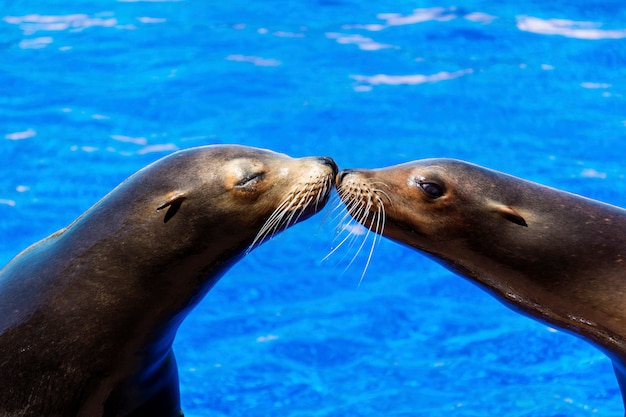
<box><xmin>418</xmin><ymin>181</ymin><xmax>444</xmax><ymax>198</ymax></box>
<box><xmin>235</xmin><ymin>171</ymin><xmax>265</xmax><ymax>188</ymax></box>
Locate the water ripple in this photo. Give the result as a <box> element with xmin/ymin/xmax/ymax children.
<box><xmin>343</xmin><ymin>7</ymin><xmax>497</xmax><ymax>31</ymax></box>
<box><xmin>325</xmin><ymin>32</ymin><xmax>396</xmax><ymax>51</ymax></box>
<box><xmin>226</xmin><ymin>54</ymin><xmax>282</xmax><ymax>67</ymax></box>
<box><xmin>351</xmin><ymin>69</ymin><xmax>473</xmax><ymax>90</ymax></box>
<box><xmin>517</xmin><ymin>16</ymin><xmax>626</xmax><ymax>40</ymax></box>
<box><xmin>5</xmin><ymin>129</ymin><xmax>37</xmax><ymax>141</ymax></box>
<box><xmin>4</xmin><ymin>13</ymin><xmax>118</xmax><ymax>35</ymax></box>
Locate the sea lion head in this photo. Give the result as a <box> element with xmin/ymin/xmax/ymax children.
<box><xmin>334</xmin><ymin>158</ymin><xmax>530</xmax><ymax>261</ymax></box>
<box><xmin>107</xmin><ymin>145</ymin><xmax>337</xmax><ymax>256</ymax></box>
<box><xmin>147</xmin><ymin>145</ymin><xmax>338</xmax><ymax>253</ymax></box>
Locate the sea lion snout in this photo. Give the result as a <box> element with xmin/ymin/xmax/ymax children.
<box><xmin>335</xmin><ymin>169</ymin><xmax>357</xmax><ymax>186</ymax></box>
<box><xmin>316</xmin><ymin>156</ymin><xmax>338</xmax><ymax>176</ymax></box>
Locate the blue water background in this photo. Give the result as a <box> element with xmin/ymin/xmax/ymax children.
<box><xmin>2</xmin><ymin>1</ymin><xmax>626</xmax><ymax>415</ymax></box>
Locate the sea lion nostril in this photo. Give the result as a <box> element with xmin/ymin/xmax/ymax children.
<box><xmin>335</xmin><ymin>169</ymin><xmax>355</xmax><ymax>186</ymax></box>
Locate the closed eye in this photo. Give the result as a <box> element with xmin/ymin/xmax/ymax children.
<box><xmin>235</xmin><ymin>171</ymin><xmax>265</xmax><ymax>188</ymax></box>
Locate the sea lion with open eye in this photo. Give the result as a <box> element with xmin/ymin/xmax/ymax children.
<box><xmin>0</xmin><ymin>144</ymin><xmax>337</xmax><ymax>417</ymax></box>
<box><xmin>335</xmin><ymin>158</ymin><xmax>626</xmax><ymax>413</ymax></box>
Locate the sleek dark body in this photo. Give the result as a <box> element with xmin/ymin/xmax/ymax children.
<box><xmin>0</xmin><ymin>145</ymin><xmax>337</xmax><ymax>417</ymax></box>
<box><xmin>336</xmin><ymin>158</ymin><xmax>626</xmax><ymax>412</ymax></box>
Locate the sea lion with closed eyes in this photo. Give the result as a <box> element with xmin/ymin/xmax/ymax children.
<box><xmin>0</xmin><ymin>144</ymin><xmax>337</xmax><ymax>417</ymax></box>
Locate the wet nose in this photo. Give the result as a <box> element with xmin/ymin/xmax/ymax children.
<box><xmin>317</xmin><ymin>156</ymin><xmax>338</xmax><ymax>176</ymax></box>
<box><xmin>335</xmin><ymin>169</ymin><xmax>356</xmax><ymax>186</ymax></box>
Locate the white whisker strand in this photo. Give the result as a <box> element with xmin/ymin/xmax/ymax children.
<box><xmin>246</xmin><ymin>194</ymin><xmax>296</xmax><ymax>254</ymax></box>
<box><xmin>286</xmin><ymin>183</ymin><xmax>315</xmax><ymax>223</ymax></box>
<box><xmin>330</xmin><ymin>189</ymin><xmax>354</xmax><ymax>226</ymax></box>
<box><xmin>260</xmin><ymin>197</ymin><xmax>293</xmax><ymax>230</ymax></box>
<box><xmin>321</xmin><ymin>213</ymin><xmax>361</xmax><ymax>262</ymax></box>
<box><xmin>333</xmin><ymin>200</ymin><xmax>365</xmax><ymax>256</ymax></box>
<box><xmin>357</xmin><ymin>201</ymin><xmax>385</xmax><ymax>286</ymax></box>
<box><xmin>372</xmin><ymin>187</ymin><xmax>392</xmax><ymax>205</ymax></box>
<box><xmin>325</xmin><ymin>227</ymin><xmax>363</xmax><ymax>269</ymax></box>
<box><xmin>328</xmin><ymin>193</ymin><xmax>354</xmax><ymax>225</ymax></box>
<box><xmin>321</xmin><ymin>191</ymin><xmax>365</xmax><ymax>264</ymax></box>
<box><xmin>313</xmin><ymin>178</ymin><xmax>329</xmax><ymax>212</ymax></box>
<box><xmin>323</xmin><ymin>183</ymin><xmax>388</xmax><ymax>286</ymax></box>
<box><xmin>281</xmin><ymin>197</ymin><xmax>306</xmax><ymax>231</ymax></box>
<box><xmin>310</xmin><ymin>182</ymin><xmax>340</xmax><ymax>247</ymax></box>
<box><xmin>317</xmin><ymin>191</ymin><xmax>343</xmax><ymax>230</ymax></box>
<box><xmin>246</xmin><ymin>178</ymin><xmax>332</xmax><ymax>254</ymax></box>
<box><xmin>341</xmin><ymin>193</ymin><xmax>379</xmax><ymax>274</ymax></box>
<box><xmin>274</xmin><ymin>190</ymin><xmax>305</xmax><ymax>228</ymax></box>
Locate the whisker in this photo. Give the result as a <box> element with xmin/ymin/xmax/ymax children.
<box><xmin>339</xmin><ymin>193</ymin><xmax>379</xmax><ymax>275</ymax></box>
<box><xmin>322</xmin><ymin>193</ymin><xmax>365</xmax><ymax>263</ymax></box>
<box><xmin>313</xmin><ymin>177</ymin><xmax>330</xmax><ymax>212</ymax></box>
<box><xmin>372</xmin><ymin>187</ymin><xmax>392</xmax><ymax>205</ymax></box>
<box><xmin>325</xmin><ymin>178</ymin><xmax>389</xmax><ymax>285</ymax></box>
<box><xmin>281</xmin><ymin>191</ymin><xmax>310</xmax><ymax>229</ymax></box>
<box><xmin>246</xmin><ymin>175</ymin><xmax>334</xmax><ymax>254</ymax></box>
<box><xmin>321</xmin><ymin>214</ymin><xmax>360</xmax><ymax>262</ymax></box>
<box><xmin>246</xmin><ymin>200</ymin><xmax>291</xmax><ymax>254</ymax></box>
<box><xmin>317</xmin><ymin>192</ymin><xmax>343</xmax><ymax>230</ymax></box>
<box><xmin>358</xmin><ymin>201</ymin><xmax>385</xmax><ymax>286</ymax></box>
<box><xmin>334</xmin><ymin>205</ymin><xmax>365</xmax><ymax>253</ymax></box>
<box><xmin>248</xmin><ymin>188</ymin><xmax>304</xmax><ymax>249</ymax></box>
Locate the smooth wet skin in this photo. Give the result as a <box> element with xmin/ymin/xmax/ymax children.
<box><xmin>0</xmin><ymin>145</ymin><xmax>337</xmax><ymax>417</ymax></box>
<box><xmin>336</xmin><ymin>158</ymin><xmax>626</xmax><ymax>413</ymax></box>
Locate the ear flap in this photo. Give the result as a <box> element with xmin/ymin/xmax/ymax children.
<box><xmin>157</xmin><ymin>193</ymin><xmax>186</xmax><ymax>223</ymax></box>
<box><xmin>490</xmin><ymin>203</ymin><xmax>528</xmax><ymax>227</ymax></box>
